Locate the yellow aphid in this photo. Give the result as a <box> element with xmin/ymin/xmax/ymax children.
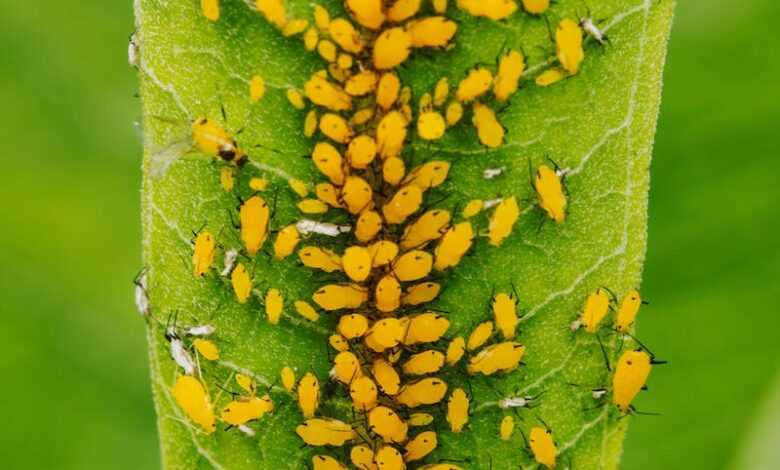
<box><xmin>355</xmin><ymin>209</ymin><xmax>384</xmax><ymax>243</ymax></box>
<box><xmin>329</xmin><ymin>18</ymin><xmax>364</xmax><ymax>53</ymax></box>
<box><xmin>446</xmin><ymin>388</ymin><xmax>470</xmax><ymax>433</ymax></box>
<box><xmin>613</xmin><ymin>349</ymin><xmax>653</xmax><ymax>413</ymax></box>
<box><xmin>319</xmin><ymin>113</ymin><xmax>353</xmax><ymax>144</ymax></box>
<box><xmin>417</xmin><ymin>111</ymin><xmax>447</xmax><ymax>141</ymax></box>
<box><xmin>445</xmin><ymin>101</ymin><xmax>464</xmax><ymax>126</ymax></box>
<box><xmin>329</xmin><ymin>333</ymin><xmax>350</xmax><ymax>352</ymax></box>
<box><xmin>347</xmin><ymin>135</ymin><xmax>377</xmax><ymax>169</ymax></box>
<box><xmin>396</xmin><ymin>378</ymin><xmax>448</xmax><ymax>408</ymax></box>
<box><xmin>297</xmin><ymin>418</ymin><xmax>356</xmax><ymax>446</ymax></box>
<box><xmin>456</xmin><ymin>68</ymin><xmax>493</xmax><ymax>102</ymax></box>
<box><xmin>231</xmin><ymin>262</ymin><xmax>252</xmax><ymax>303</ymax></box>
<box><xmin>556</xmin><ymin>19</ymin><xmax>585</xmax><ymax>75</ymax></box>
<box><xmin>446</xmin><ymin>336</ymin><xmax>466</xmax><ymax>365</ymax></box>
<box><xmin>579</xmin><ymin>287</ymin><xmax>611</xmax><ymax>333</ymax></box>
<box><xmin>467</xmin><ymin>341</ymin><xmax>525</xmax><ymax>375</ymax></box>
<box><xmin>408</xmin><ymin>412</ymin><xmax>434</xmax><ymax>426</ymax></box>
<box><xmin>403</xmin><ymin>312</ymin><xmax>451</xmax><ymax>345</ymax></box>
<box><xmin>221</xmin><ymin>395</ymin><xmax>274</xmax><ymax>426</ymax></box>
<box><xmin>313</xmin><ymin>5</ymin><xmax>330</xmax><ymax>30</ymax></box>
<box><xmin>494</xmin><ymin>50</ymin><xmax>525</xmax><ymax>102</ymax></box>
<box><xmin>289</xmin><ymin>178</ymin><xmax>309</xmax><ymax>197</ymax></box>
<box><xmin>249</xmin><ymin>177</ymin><xmax>268</xmax><ymax>191</ymax></box>
<box><xmin>337</xmin><ymin>53</ymin><xmax>353</xmax><ymax>70</ymax></box>
<box><xmin>408</xmin><ymin>16</ymin><xmax>458</xmax><ymax>48</ymax></box>
<box><xmin>192</xmin><ymin>230</ymin><xmax>216</xmax><ymax>277</ymax></box>
<box><xmin>297</xmin><ymin>372</ymin><xmax>320</xmax><ymax>418</ymax></box>
<box><xmin>392</xmin><ymin>250</ymin><xmax>433</xmax><ymax>282</ymax></box>
<box><xmin>402</xmin><ymin>350</ymin><xmax>446</xmax><ymax>375</ymax></box>
<box><xmin>403</xmin><ymin>160</ymin><xmax>450</xmax><ymax>190</ymax></box>
<box><xmin>488</xmin><ymin>196</ymin><xmax>520</xmax><ymax>246</ymax></box>
<box><xmin>298</xmin><ymin>198</ymin><xmax>329</xmax><ymax>214</ymax></box>
<box><xmin>201</xmin><ymin>0</ymin><xmax>219</xmax><ymax>21</ymax></box>
<box><xmin>372</xmin><ymin>359</ymin><xmax>401</xmax><ymax>395</ymax></box>
<box><xmin>304</xmin><ymin>27</ymin><xmax>319</xmax><ymax>51</ymax></box>
<box><xmin>535</xmin><ymin>164</ymin><xmax>567</xmax><ymax>223</ymax></box>
<box><xmin>434</xmin><ymin>221</ymin><xmax>473</xmax><ymax>270</ymax></box>
<box><xmin>265</xmin><ymin>288</ymin><xmax>283</xmax><ymax>324</ymax></box>
<box><xmin>529</xmin><ymin>426</ymin><xmax>557</xmax><ymax>469</ymax></box>
<box><xmin>219</xmin><ymin>166</ymin><xmax>234</xmax><ymax>192</ymax></box>
<box><xmin>317</xmin><ymin>39</ymin><xmax>338</xmax><ymax>62</ymax></box>
<box><xmin>383</xmin><ymin>157</ymin><xmax>406</xmax><ymax>186</ymax></box>
<box><xmin>255</xmin><ymin>0</ymin><xmax>287</xmax><ymax>28</ymax></box>
<box><xmin>461</xmin><ymin>199</ymin><xmax>483</xmax><ymax>219</ymax></box>
<box><xmin>313</xmin><ymin>283</ymin><xmax>368</xmax><ymax>310</ymax></box>
<box><xmin>376</xmin><ymin>111</ymin><xmax>408</xmax><ymax>159</ymax></box>
<box><xmin>248</xmin><ymin>76</ymin><xmax>267</xmax><ymax>105</ymax></box>
<box><xmin>493</xmin><ymin>292</ymin><xmax>519</xmax><ymax>339</ymax></box>
<box><xmin>420</xmin><ymin>92</ymin><xmax>434</xmax><ymax>111</ymax></box>
<box><xmin>419</xmin><ymin>466</ymin><xmax>462</xmax><ymax>470</ymax></box>
<box><xmin>338</xmin><ymin>313</ymin><xmax>369</xmax><ymax>339</ymax></box>
<box><xmin>338</xmin><ymin>176</ymin><xmax>372</xmax><ymax>215</ymax></box>
<box><xmin>402</xmin><ymin>282</ymin><xmax>441</xmax><ymax>305</ymax></box>
<box><xmin>273</xmin><ymin>225</ymin><xmax>300</xmax><ymax>260</ymax></box>
<box><xmin>433</xmin><ymin>0</ymin><xmax>448</xmax><ymax>13</ymax></box>
<box><xmin>350</xmin><ymin>107</ymin><xmax>374</xmax><ymax>126</ymax></box>
<box><xmin>387</xmin><ymin>0</ymin><xmax>422</xmax><ymax>22</ymax></box>
<box><xmin>375</xmin><ymin>275</ymin><xmax>402</xmax><ymax>313</ymax></box>
<box><xmin>365</xmin><ymin>318</ymin><xmax>404</xmax><ymax>351</ymax></box>
<box><xmin>312</xmin><ymin>142</ymin><xmax>345</xmax><ymax>185</ymax></box>
<box><xmin>304</xmin><ymin>74</ymin><xmax>352</xmax><ymax>111</ymax></box>
<box><xmin>283</xmin><ymin>18</ymin><xmax>309</xmax><ymax>36</ymax></box>
<box><xmin>351</xmin><ymin>446</ymin><xmax>376</xmax><ymax>470</ymax></box>
<box><xmin>457</xmin><ymin>0</ymin><xmax>517</xmax><ymax>21</ymax></box>
<box><xmin>345</xmin><ymin>0</ymin><xmax>385</xmax><ymax>30</ymax></box>
<box><xmin>329</xmin><ymin>63</ymin><xmax>349</xmax><ymax>83</ymax></box>
<box><xmin>350</xmin><ymin>376</ymin><xmax>379</xmax><ymax>411</ymax></box>
<box><xmin>405</xmin><ymin>431</ymin><xmax>437</xmax><ymax>461</ymax></box>
<box><xmin>345</xmin><ymin>71</ymin><xmax>378</xmax><ymax>97</ymax></box>
<box><xmin>373</xmin><ymin>27</ymin><xmax>412</xmax><ymax>70</ymax></box>
<box><xmin>193</xmin><ymin>338</ymin><xmax>219</xmax><ymax>361</ymax></box>
<box><xmin>522</xmin><ymin>0</ymin><xmax>549</xmax><ymax>14</ymax></box>
<box><xmin>341</xmin><ymin>246</ymin><xmax>371</xmax><ymax>282</ymax></box>
<box><xmin>172</xmin><ymin>375</ymin><xmax>215</xmax><ymax>433</ymax></box>
<box><xmin>401</xmin><ymin>210</ymin><xmax>451</xmax><ymax>249</ymax></box>
<box><xmin>294</xmin><ymin>300</ymin><xmax>320</xmax><ymax>322</ymax></box>
<box><xmin>433</xmin><ymin>79</ymin><xmax>450</xmax><ymax>107</ymax></box>
<box><xmin>191</xmin><ymin>118</ymin><xmax>246</xmax><ymax>165</ymax></box>
<box><xmin>313</xmin><ymin>455</ymin><xmax>348</xmax><ymax>470</ymax></box>
<box><xmin>615</xmin><ymin>289</ymin><xmax>643</xmax><ymax>333</ymax></box>
<box><xmin>299</xmin><ymin>246</ymin><xmax>342</xmax><ymax>273</ymax></box>
<box><xmin>375</xmin><ymin>446</ymin><xmax>405</xmax><ymax>470</ymax></box>
<box><xmin>472</xmin><ymin>102</ymin><xmax>505</xmax><ymax>148</ymax></box>
<box><xmin>304</xmin><ymin>110</ymin><xmax>318</xmax><ymax>137</ymax></box>
<box><xmin>382</xmin><ymin>185</ymin><xmax>423</xmax><ymax>224</ymax></box>
<box><xmin>281</xmin><ymin>366</ymin><xmax>296</xmax><ymax>392</ymax></box>
<box><xmin>287</xmin><ymin>89</ymin><xmax>306</xmax><ymax>109</ymax></box>
<box><xmin>316</xmin><ymin>182</ymin><xmax>343</xmax><ymax>208</ymax></box>
<box><xmin>368</xmin><ymin>406</ymin><xmax>408</xmax><ymax>443</ymax></box>
<box><xmin>467</xmin><ymin>321</ymin><xmax>494</xmax><ymax>351</ymax></box>
<box><xmin>500</xmin><ymin>415</ymin><xmax>514</xmax><ymax>440</ymax></box>
<box><xmin>236</xmin><ymin>373</ymin><xmax>256</xmax><ymax>395</ymax></box>
<box><xmin>376</xmin><ymin>73</ymin><xmax>401</xmax><ymax>110</ymax></box>
<box><xmin>535</xmin><ymin>67</ymin><xmax>567</xmax><ymax>87</ymax></box>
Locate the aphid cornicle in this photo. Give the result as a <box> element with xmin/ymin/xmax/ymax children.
<box><xmin>368</xmin><ymin>406</ymin><xmax>408</xmax><ymax>443</ymax></box>
<box><xmin>447</xmin><ymin>388</ymin><xmax>470</xmax><ymax>433</ymax></box>
<box><xmin>534</xmin><ymin>164</ymin><xmax>567</xmax><ymax>223</ymax></box>
<box><xmin>297</xmin><ymin>418</ymin><xmax>356</xmax><ymax>446</ymax></box>
<box><xmin>615</xmin><ymin>289</ymin><xmax>644</xmax><ymax>333</ymax></box>
<box><xmin>172</xmin><ymin>375</ymin><xmax>215</xmax><ymax>434</ymax></box>
<box><xmin>297</xmin><ymin>372</ymin><xmax>320</xmax><ymax>418</ymax></box>
<box><xmin>493</xmin><ymin>291</ymin><xmax>519</xmax><ymax>339</ymax></box>
<box><xmin>192</xmin><ymin>230</ymin><xmax>216</xmax><ymax>277</ymax></box>
<box><xmin>240</xmin><ymin>195</ymin><xmax>270</xmax><ymax>256</ymax></box>
<box><xmin>612</xmin><ymin>349</ymin><xmax>654</xmax><ymax>413</ymax></box>
<box><xmin>405</xmin><ymin>431</ymin><xmax>438</xmax><ymax>462</ymax></box>
<box><xmin>528</xmin><ymin>425</ymin><xmax>557</xmax><ymax>469</ymax></box>
<box><xmin>231</xmin><ymin>262</ymin><xmax>252</xmax><ymax>304</ymax></box>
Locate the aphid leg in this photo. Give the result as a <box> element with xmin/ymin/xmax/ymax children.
<box><xmin>596</xmin><ymin>332</ymin><xmax>612</xmax><ymax>371</ymax></box>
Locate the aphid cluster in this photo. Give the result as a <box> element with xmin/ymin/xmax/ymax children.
<box><xmin>135</xmin><ymin>0</ymin><xmax>663</xmax><ymax>468</ymax></box>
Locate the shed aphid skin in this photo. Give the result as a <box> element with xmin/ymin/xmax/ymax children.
<box><xmin>572</xmin><ymin>287</ymin><xmax>612</xmax><ymax>333</ymax></box>
<box><xmin>127</xmin><ymin>32</ymin><xmax>138</xmax><ymax>68</ymax></box>
<box><xmin>405</xmin><ymin>431</ymin><xmax>438</xmax><ymax>462</ymax></box>
<box><xmin>395</xmin><ymin>377</ymin><xmax>448</xmax><ymax>408</ymax></box>
<box><xmin>488</xmin><ymin>196</ymin><xmax>520</xmax><ymax>246</ymax></box>
<box><xmin>133</xmin><ymin>269</ymin><xmax>150</xmax><ymax>316</ymax></box>
<box><xmin>615</xmin><ymin>289</ymin><xmax>646</xmax><ymax>333</ymax></box>
<box><xmin>192</xmin><ymin>229</ymin><xmax>216</xmax><ymax>277</ymax></box>
<box><xmin>185</xmin><ymin>323</ymin><xmax>215</xmax><ymax>336</ymax></box>
<box><xmin>483</xmin><ymin>166</ymin><xmax>506</xmax><ymax>179</ymax></box>
<box><xmin>369</xmin><ymin>406</ymin><xmax>408</xmax><ymax>443</ymax></box>
<box><xmin>446</xmin><ymin>336</ymin><xmax>466</xmax><ymax>366</ymax></box>
<box><xmin>296</xmin><ymin>219</ymin><xmax>351</xmax><ymax>237</ymax></box>
<box><xmin>493</xmin><ymin>290</ymin><xmax>519</xmax><ymax>339</ymax></box>
<box><xmin>265</xmin><ymin>288</ymin><xmax>284</xmax><ymax>325</ymax></box>
<box><xmin>527</xmin><ymin>423</ymin><xmax>557</xmax><ymax>469</ymax></box>
<box><xmin>521</xmin><ymin>0</ymin><xmax>549</xmax><ymax>15</ymax></box>
<box><xmin>297</xmin><ymin>372</ymin><xmax>320</xmax><ymax>418</ymax></box>
<box><xmin>231</xmin><ymin>262</ymin><xmax>252</xmax><ymax>304</ymax></box>
<box><xmin>467</xmin><ymin>321</ymin><xmax>494</xmax><ymax>351</ymax></box>
<box><xmin>220</xmin><ymin>248</ymin><xmax>239</xmax><ymax>277</ymax></box>
<box><xmin>240</xmin><ymin>195</ymin><xmax>270</xmax><ymax>256</ymax></box>
<box><xmin>297</xmin><ymin>418</ymin><xmax>356</xmax><ymax>446</ymax></box>
<box><xmin>312</xmin><ymin>454</ymin><xmax>348</xmax><ymax>470</ymax></box>
<box><xmin>168</xmin><ymin>333</ymin><xmax>196</xmax><ymax>375</ymax></box>
<box><xmin>472</xmin><ymin>102</ymin><xmax>505</xmax><ymax>148</ymax></box>
<box><xmin>172</xmin><ymin>375</ymin><xmax>216</xmax><ymax>434</ymax></box>
<box><xmin>375</xmin><ymin>446</ymin><xmax>406</xmax><ymax>470</ymax></box>
<box><xmin>467</xmin><ymin>342</ymin><xmax>526</xmax><ymax>375</ymax></box>
<box><xmin>498</xmin><ymin>391</ymin><xmax>543</xmax><ymax>410</ymax></box>
<box><xmin>534</xmin><ymin>164</ymin><xmax>567</xmax><ymax>223</ymax></box>
<box><xmin>580</xmin><ymin>15</ymin><xmax>609</xmax><ymax>45</ymax></box>
<box><xmin>446</xmin><ymin>388</ymin><xmax>470</xmax><ymax>433</ymax></box>
<box><xmin>294</xmin><ymin>300</ymin><xmax>320</xmax><ymax>322</ymax></box>
<box><xmin>281</xmin><ymin>366</ymin><xmax>296</xmax><ymax>392</ymax></box>
<box><xmin>556</xmin><ymin>19</ymin><xmax>585</xmax><ymax>76</ymax></box>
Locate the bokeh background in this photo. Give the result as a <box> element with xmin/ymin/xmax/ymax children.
<box><xmin>0</xmin><ymin>0</ymin><xmax>777</xmax><ymax>469</ymax></box>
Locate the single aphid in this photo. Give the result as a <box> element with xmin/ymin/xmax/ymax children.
<box><xmin>376</xmin><ymin>73</ymin><xmax>401</xmax><ymax>110</ymax></box>
<box><xmin>556</xmin><ymin>19</ymin><xmax>585</xmax><ymax>75</ymax></box>
<box><xmin>172</xmin><ymin>375</ymin><xmax>215</xmax><ymax>433</ymax></box>
<box><xmin>192</xmin><ymin>230</ymin><xmax>216</xmax><ymax>277</ymax></box>
<box><xmin>350</xmin><ymin>445</ymin><xmax>375</xmax><ymax>469</ymax></box>
<box><xmin>446</xmin><ymin>388</ymin><xmax>470</xmax><ymax>433</ymax></box>
<box><xmin>612</xmin><ymin>349</ymin><xmax>654</xmax><ymax>413</ymax></box>
<box><xmin>527</xmin><ymin>424</ymin><xmax>557</xmax><ymax>469</ymax></box>
<box><xmin>345</xmin><ymin>70</ymin><xmax>378</xmax><ymax>96</ymax></box>
<box><xmin>462</xmin><ymin>199</ymin><xmax>484</xmax><ymax>218</ymax></box>
<box><xmin>417</xmin><ymin>111</ymin><xmax>447</xmax><ymax>141</ymax></box>
<box><xmin>294</xmin><ymin>300</ymin><xmax>320</xmax><ymax>322</ymax></box>
<box><xmin>231</xmin><ymin>262</ymin><xmax>252</xmax><ymax>304</ymax></box>
<box><xmin>382</xmin><ymin>185</ymin><xmax>423</xmax><ymax>224</ymax></box>
<box><xmin>433</xmin><ymin>222</ymin><xmax>473</xmax><ymax>271</ymax></box>
<box><xmin>319</xmin><ymin>113</ymin><xmax>353</xmax><ymax>143</ymax></box>
<box><xmin>350</xmin><ymin>375</ymin><xmax>379</xmax><ymax>411</ymax></box>
<box><xmin>299</xmin><ymin>246</ymin><xmax>342</xmax><ymax>273</ymax></box>
<box><xmin>221</xmin><ymin>395</ymin><xmax>274</xmax><ymax>426</ymax></box>
<box><xmin>133</xmin><ymin>268</ymin><xmax>150</xmax><ymax>316</ymax></box>
<box><xmin>189</xmin><ymin>118</ymin><xmax>247</xmax><ymax>167</ymax></box>
<box><xmin>405</xmin><ymin>431</ymin><xmax>438</xmax><ymax>462</ymax></box>
<box><xmin>376</xmin><ymin>111</ymin><xmax>408</xmax><ymax>159</ymax></box>
<box><xmin>304</xmin><ymin>74</ymin><xmax>352</xmax><ymax>111</ymax></box>
<box><xmin>392</xmin><ymin>250</ymin><xmax>433</xmax><ymax>282</ymax></box>
<box><xmin>281</xmin><ymin>366</ymin><xmax>296</xmax><ymax>392</ymax></box>
<box><xmin>433</xmin><ymin>0</ymin><xmax>448</xmax><ymax>13</ymax></box>
<box><xmin>493</xmin><ymin>291</ymin><xmax>519</xmax><ymax>339</ymax></box>
<box><xmin>572</xmin><ymin>287</ymin><xmax>612</xmax><ymax>333</ymax></box>
<box><xmin>375</xmin><ymin>446</ymin><xmax>405</xmax><ymax>470</ymax></box>
<box><xmin>368</xmin><ymin>406</ymin><xmax>408</xmax><ymax>443</ymax></box>
<box><xmin>340</xmin><ymin>176</ymin><xmax>374</xmax><ymax>214</ymax></box>
<box><xmin>457</xmin><ymin>0</ymin><xmax>518</xmax><ymax>21</ymax></box>
<box><xmin>240</xmin><ymin>195</ymin><xmax>270</xmax><ymax>256</ymax></box>
<box><xmin>282</xmin><ymin>18</ymin><xmax>309</xmax><ymax>37</ymax></box>
<box><xmin>347</xmin><ymin>135</ymin><xmax>377</xmax><ymax>170</ymax></box>
<box><xmin>387</xmin><ymin>0</ymin><xmax>422</xmax><ymax>22</ymax></box>
<box><xmin>329</xmin><ymin>334</ymin><xmax>350</xmax><ymax>352</ymax></box>
<box><xmin>467</xmin><ymin>321</ymin><xmax>494</xmax><ymax>351</ymax></box>
<box><xmin>402</xmin><ymin>350</ymin><xmax>446</xmax><ymax>375</ymax></box>
<box><xmin>298</xmin><ymin>198</ymin><xmax>329</xmax><ymax>214</ymax></box>
<box><xmin>403</xmin><ymin>312</ymin><xmax>451</xmax><ymax>345</ymax></box>
<box><xmin>535</xmin><ymin>67</ymin><xmax>567</xmax><ymax>87</ymax></box>
<box><xmin>317</xmin><ymin>39</ymin><xmax>338</xmax><ymax>62</ymax></box>
<box><xmin>615</xmin><ymin>289</ymin><xmax>645</xmax><ymax>333</ymax></box>
<box><xmin>395</xmin><ymin>377</ymin><xmax>448</xmax><ymax>408</ymax></box>
<box><xmin>254</xmin><ymin>0</ymin><xmax>287</xmax><ymax>29</ymax></box>
<box><xmin>265</xmin><ymin>288</ymin><xmax>284</xmax><ymax>324</ymax></box>
<box><xmin>234</xmin><ymin>373</ymin><xmax>256</xmax><ymax>396</ymax></box>
<box><xmin>534</xmin><ymin>164</ymin><xmax>567</xmax><ymax>223</ymax></box>
<box><xmin>403</xmin><ymin>161</ymin><xmax>450</xmax><ymax>190</ymax></box>
<box><xmin>456</xmin><ymin>67</ymin><xmax>493</xmax><ymax>102</ymax></box>
<box><xmin>500</xmin><ymin>415</ymin><xmax>514</xmax><ymax>440</ymax></box>
<box><xmin>401</xmin><ymin>210</ymin><xmax>452</xmax><ymax>249</ymax></box>
<box><xmin>201</xmin><ymin>0</ymin><xmax>220</xmax><ymax>22</ymax></box>
<box><xmin>365</xmin><ymin>318</ymin><xmax>404</xmax><ymax>351</ymax></box>
<box><xmin>383</xmin><ymin>156</ymin><xmax>406</xmax><ymax>186</ymax></box>
<box><xmin>328</xmin><ymin>18</ymin><xmax>364</xmax><ymax>53</ymax></box>
<box><xmin>338</xmin><ymin>313</ymin><xmax>369</xmax><ymax>339</ymax></box>
<box><xmin>313</xmin><ymin>284</ymin><xmax>368</xmax><ymax>310</ymax></box>
<box><xmin>408</xmin><ymin>412</ymin><xmax>435</xmax><ymax>427</ymax></box>
<box><xmin>368</xmin><ymin>240</ymin><xmax>399</xmax><ymax>267</ymax></box>
<box><xmin>312</xmin><ymin>142</ymin><xmax>346</xmax><ymax>185</ymax></box>
<box><xmin>345</xmin><ymin>0</ymin><xmax>385</xmax><ymax>30</ymax></box>
<box><xmin>304</xmin><ymin>110</ymin><xmax>318</xmax><ymax>137</ymax></box>
<box><xmin>488</xmin><ymin>196</ymin><xmax>520</xmax><ymax>246</ymax></box>
<box><xmin>313</xmin><ymin>5</ymin><xmax>330</xmax><ymax>30</ymax></box>
<box><xmin>375</xmin><ymin>274</ymin><xmax>402</xmax><ymax>313</ymax></box>
<box><xmin>313</xmin><ymin>455</ymin><xmax>348</xmax><ymax>470</ymax></box>
<box><xmin>372</xmin><ymin>358</ymin><xmax>401</xmax><ymax>395</ymax></box>
<box><xmin>248</xmin><ymin>177</ymin><xmax>268</xmax><ymax>192</ymax></box>
<box><xmin>472</xmin><ymin>102</ymin><xmax>505</xmax><ymax>148</ymax></box>
<box><xmin>445</xmin><ymin>101</ymin><xmax>464</xmax><ymax>126</ymax></box>
<box><xmin>402</xmin><ymin>282</ymin><xmax>441</xmax><ymax>306</ymax></box>
<box><xmin>467</xmin><ymin>341</ymin><xmax>525</xmax><ymax>375</ymax></box>
<box><xmin>297</xmin><ymin>418</ymin><xmax>356</xmax><ymax>446</ymax></box>
<box><xmin>373</xmin><ymin>27</ymin><xmax>412</xmax><ymax>70</ymax></box>
<box><xmin>250</xmin><ymin>75</ymin><xmax>266</xmax><ymax>103</ymax></box>
<box><xmin>192</xmin><ymin>338</ymin><xmax>219</xmax><ymax>360</ymax></box>
<box><xmin>446</xmin><ymin>336</ymin><xmax>466</xmax><ymax>365</ymax></box>
<box><xmin>297</xmin><ymin>372</ymin><xmax>320</xmax><ymax>418</ymax></box>
<box><xmin>521</xmin><ymin>0</ymin><xmax>549</xmax><ymax>15</ymax></box>
<box><xmin>355</xmin><ymin>209</ymin><xmax>384</xmax><ymax>243</ymax></box>
<box><xmin>220</xmin><ymin>166</ymin><xmax>235</xmax><ymax>192</ymax></box>
<box><xmin>342</xmin><ymin>246</ymin><xmax>372</xmax><ymax>282</ymax></box>
<box><xmin>407</xmin><ymin>16</ymin><xmax>458</xmax><ymax>48</ymax></box>
<box><xmin>287</xmin><ymin>89</ymin><xmax>306</xmax><ymax>109</ymax></box>
<box><xmin>296</xmin><ymin>219</ymin><xmax>351</xmax><ymax>237</ymax></box>
<box><xmin>303</xmin><ymin>27</ymin><xmax>319</xmax><ymax>51</ymax></box>
<box><xmin>274</xmin><ymin>224</ymin><xmax>300</xmax><ymax>260</ymax></box>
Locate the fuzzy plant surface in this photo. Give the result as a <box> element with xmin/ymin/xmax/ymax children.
<box><xmin>134</xmin><ymin>0</ymin><xmax>674</xmax><ymax>468</ymax></box>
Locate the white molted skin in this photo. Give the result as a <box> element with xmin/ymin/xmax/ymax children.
<box><xmin>170</xmin><ymin>338</ymin><xmax>195</xmax><ymax>375</ymax></box>
<box><xmin>296</xmin><ymin>219</ymin><xmax>351</xmax><ymax>237</ymax></box>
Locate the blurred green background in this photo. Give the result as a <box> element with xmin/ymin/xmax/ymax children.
<box><xmin>0</xmin><ymin>0</ymin><xmax>777</xmax><ymax>469</ymax></box>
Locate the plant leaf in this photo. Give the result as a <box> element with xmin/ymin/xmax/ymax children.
<box><xmin>135</xmin><ymin>0</ymin><xmax>674</xmax><ymax>468</ymax></box>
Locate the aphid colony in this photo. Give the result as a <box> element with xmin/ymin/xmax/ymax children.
<box><xmin>136</xmin><ymin>0</ymin><xmax>662</xmax><ymax>468</ymax></box>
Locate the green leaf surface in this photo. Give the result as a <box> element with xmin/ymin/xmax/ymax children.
<box><xmin>135</xmin><ymin>0</ymin><xmax>674</xmax><ymax>468</ymax></box>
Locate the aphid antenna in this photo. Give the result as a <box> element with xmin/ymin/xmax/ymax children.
<box><xmin>543</xmin><ymin>15</ymin><xmax>556</xmax><ymax>43</ymax></box>
<box><xmin>599</xmin><ymin>285</ymin><xmax>618</xmax><ymax>302</ymax></box>
<box><xmin>628</xmin><ymin>405</ymin><xmax>662</xmax><ymax>417</ymax></box>
<box><xmin>620</xmin><ymin>330</ymin><xmax>666</xmax><ymax>363</ymax></box>
<box><xmin>596</xmin><ymin>332</ymin><xmax>612</xmax><ymax>372</ymax></box>
<box><xmin>536</xmin><ymin>415</ymin><xmax>553</xmax><ymax>433</ymax></box>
